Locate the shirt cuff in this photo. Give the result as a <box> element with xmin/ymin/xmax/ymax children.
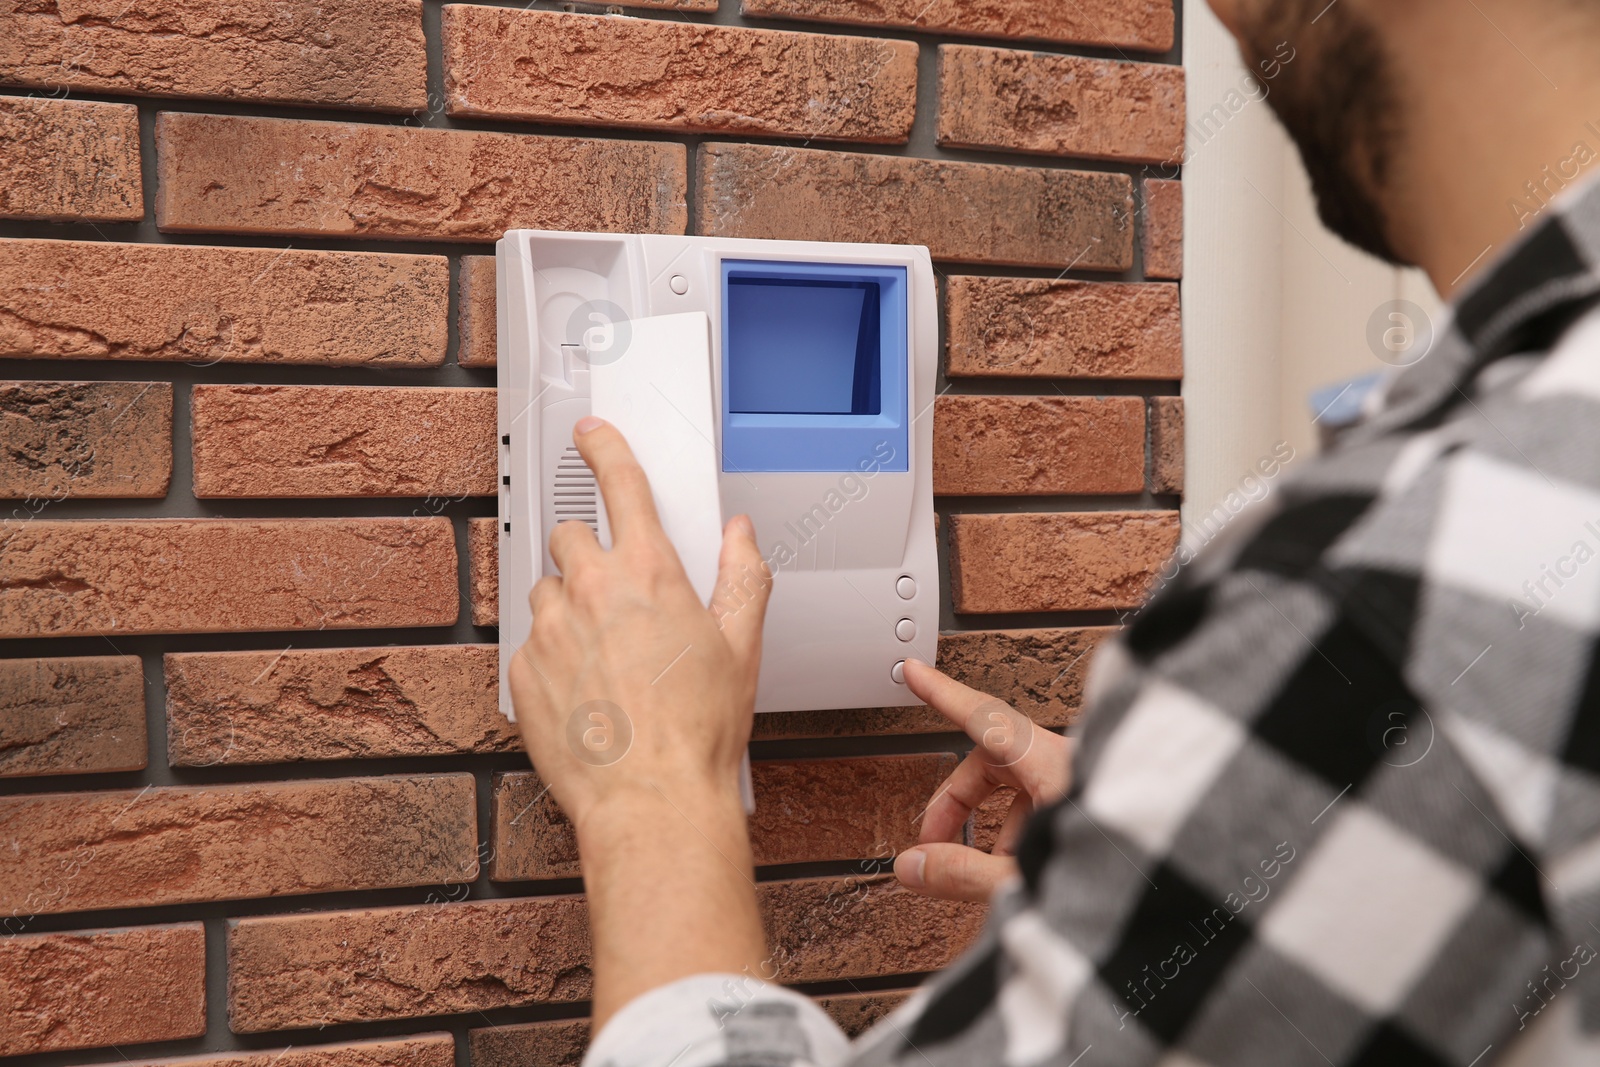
<box><xmin>583</xmin><ymin>973</ymin><xmax>852</xmax><ymax>1067</ymax></box>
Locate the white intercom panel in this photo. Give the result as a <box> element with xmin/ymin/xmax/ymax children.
<box><xmin>496</xmin><ymin>231</ymin><xmax>938</xmax><ymax>720</ymax></box>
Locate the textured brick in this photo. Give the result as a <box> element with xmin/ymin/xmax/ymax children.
<box><xmin>444</xmin><ymin>7</ymin><xmax>917</xmax><ymax>143</ymax></box>
<box><xmin>934</xmin><ymin>395</ymin><xmax>1145</xmax><ymax>496</ymax></box>
<box><xmin>147</xmin><ymin>633</ymin><xmax>1092</xmax><ymax>757</ymax></box>
<box><xmin>227</xmin><ymin>896</ymin><xmax>593</xmax><ymax>1031</ymax></box>
<box><xmin>817</xmin><ymin>990</ymin><xmax>914</xmax><ymax>1037</ymax></box>
<box><xmin>0</xmin><ymin>924</ymin><xmax>206</xmax><ymax>1056</ymax></box>
<box><xmin>2</xmin><ymin>381</ymin><xmax>172</xmax><ymax>499</ymax></box>
<box><xmin>0</xmin><ymin>97</ymin><xmax>141</xmax><ymax>222</ymax></box>
<box><xmin>971</xmin><ymin>786</ymin><xmax>1020</xmax><ymax>853</ymax></box>
<box><xmin>166</xmin><ymin>645</ymin><xmax>515</xmax><ymax>766</ymax></box>
<box><xmin>470</xmin><ymin>516</ymin><xmax>499</xmax><ymax>627</ymax></box>
<box><xmin>0</xmin><ymin>655</ymin><xmax>146</xmax><ymax>778</ymax></box>
<box><xmin>0</xmin><ymin>239</ymin><xmax>448</xmax><ymax>366</ymax></box>
<box><xmin>0</xmin><ymin>518</ymin><xmax>459</xmax><ymax>638</ymax></box>
<box><xmin>0</xmin><ymin>775</ymin><xmax>476</xmax><ymax>916</ymax></box>
<box><xmin>228</xmin><ymin>879</ymin><xmax>979</xmax><ymax>1029</ymax></box>
<box><xmin>95</xmin><ymin>1036</ymin><xmax>457</xmax><ymax>1067</ymax></box>
<box><xmin>949</xmin><ymin>511</ymin><xmax>1180</xmax><ymax>613</ymax></box>
<box><xmin>468</xmin><ymin>1020</ymin><xmax>589</xmax><ymax>1067</ymax></box>
<box><xmin>740</xmin><ymin>0</ymin><xmax>1174</xmax><ymax>52</ymax></box>
<box><xmin>156</xmin><ymin>113</ymin><xmax>687</xmax><ymax>242</ymax></box>
<box><xmin>945</xmin><ymin>278</ymin><xmax>1181</xmax><ymax>379</ymax></box>
<box><xmin>0</xmin><ymin>0</ymin><xmax>427</xmax><ymax>111</ymax></box>
<box><xmin>490</xmin><ymin>754</ymin><xmax>954</xmax><ymax>880</ymax></box>
<box><xmin>937</xmin><ymin>628</ymin><xmax>1113</xmax><ymax>729</ymax></box>
<box><xmin>458</xmin><ymin>255</ymin><xmax>498</xmax><ymax>368</ymax></box>
<box><xmin>1143</xmin><ymin>177</ymin><xmax>1184</xmax><ymax>279</ymax></box>
<box><xmin>698</xmin><ymin>143</ymin><xmax>1131</xmax><ymax>270</ymax></box>
<box><xmin>1150</xmin><ymin>396</ymin><xmax>1185</xmax><ymax>495</ymax></box>
<box><xmin>191</xmin><ymin>385</ymin><xmax>496</xmax><ymax>498</ymax></box>
<box><xmin>761</xmin><ymin>877</ymin><xmax>985</xmax><ymax>984</ymax></box>
<box><xmin>938</xmin><ymin>47</ymin><xmax>1184</xmax><ymax>163</ymax></box>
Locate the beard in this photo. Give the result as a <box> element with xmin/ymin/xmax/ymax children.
<box><xmin>1238</xmin><ymin>2</ymin><xmax>1409</xmax><ymax>265</ymax></box>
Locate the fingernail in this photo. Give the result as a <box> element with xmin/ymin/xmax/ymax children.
<box><xmin>574</xmin><ymin>416</ymin><xmax>605</xmax><ymax>435</ymax></box>
<box><xmin>895</xmin><ymin>848</ymin><xmax>926</xmax><ymax>889</ymax></box>
<box><xmin>732</xmin><ymin>514</ymin><xmax>755</xmax><ymax>539</ymax></box>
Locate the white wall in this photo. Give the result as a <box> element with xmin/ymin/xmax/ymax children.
<box><xmin>1180</xmin><ymin>0</ymin><xmax>1440</xmax><ymax>525</ymax></box>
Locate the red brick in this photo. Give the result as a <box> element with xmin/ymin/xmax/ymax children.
<box><xmin>93</xmin><ymin>1035</ymin><xmax>458</xmax><ymax>1067</ymax></box>
<box><xmin>191</xmin><ymin>385</ymin><xmax>496</xmax><ymax>498</ymax></box>
<box><xmin>0</xmin><ymin>655</ymin><xmax>146</xmax><ymax>778</ymax></box>
<box><xmin>1143</xmin><ymin>178</ymin><xmax>1184</xmax><ymax>279</ymax></box>
<box><xmin>165</xmin><ymin>645</ymin><xmax>516</xmax><ymax>767</ymax></box>
<box><xmin>0</xmin><ymin>1</ymin><xmax>426</xmax><ymax>112</ymax></box>
<box><xmin>698</xmin><ymin>143</ymin><xmax>1131</xmax><ymax>271</ymax></box>
<box><xmin>945</xmin><ymin>278</ymin><xmax>1181</xmax><ymax>379</ymax></box>
<box><xmin>458</xmin><ymin>255</ymin><xmax>498</xmax><ymax>368</ymax></box>
<box><xmin>227</xmin><ymin>878</ymin><xmax>980</xmax><ymax>1029</ymax></box>
<box><xmin>468</xmin><ymin>1020</ymin><xmax>589</xmax><ymax>1067</ymax></box>
<box><xmin>444</xmin><ymin>7</ymin><xmax>917</xmax><ymax>144</ymax></box>
<box><xmin>490</xmin><ymin>754</ymin><xmax>954</xmax><ymax>880</ymax></box>
<box><xmin>2</xmin><ymin>381</ymin><xmax>172</xmax><ymax>499</ymax></box>
<box><xmin>0</xmin><ymin>518</ymin><xmax>458</xmax><ymax>638</ymax></box>
<box><xmin>0</xmin><ymin>924</ymin><xmax>206</xmax><ymax>1056</ymax></box>
<box><xmin>938</xmin><ymin>47</ymin><xmax>1184</xmax><ymax>164</ymax></box>
<box><xmin>817</xmin><ymin>989</ymin><xmax>913</xmax><ymax>1037</ymax></box>
<box><xmin>1150</xmin><ymin>396</ymin><xmax>1185</xmax><ymax>495</ymax></box>
<box><xmin>935</xmin><ymin>395</ymin><xmax>1145</xmax><ymax>496</ymax></box>
<box><xmin>971</xmin><ymin>786</ymin><xmax>1020</xmax><ymax>852</ymax></box>
<box><xmin>761</xmin><ymin>876</ymin><xmax>985</xmax><ymax>984</ymax></box>
<box><xmin>227</xmin><ymin>896</ymin><xmax>593</xmax><ymax>1031</ymax></box>
<box><xmin>0</xmin><ymin>775</ymin><xmax>477</xmax><ymax>916</ymax></box>
<box><xmin>949</xmin><ymin>511</ymin><xmax>1180</xmax><ymax>613</ymax></box>
<box><xmin>155</xmin><ymin>113</ymin><xmax>687</xmax><ymax>242</ymax></box>
<box><xmin>938</xmin><ymin>627</ymin><xmax>1112</xmax><ymax>729</ymax></box>
<box><xmin>0</xmin><ymin>97</ymin><xmax>141</xmax><ymax>222</ymax></box>
<box><xmin>0</xmin><ymin>239</ymin><xmax>448</xmax><ymax>367</ymax></box>
<box><xmin>740</xmin><ymin>0</ymin><xmax>1174</xmax><ymax>52</ymax></box>
<box><xmin>470</xmin><ymin>516</ymin><xmax>500</xmax><ymax>627</ymax></box>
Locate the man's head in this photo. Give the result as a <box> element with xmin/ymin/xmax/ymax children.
<box><xmin>1207</xmin><ymin>0</ymin><xmax>1407</xmax><ymax>264</ymax></box>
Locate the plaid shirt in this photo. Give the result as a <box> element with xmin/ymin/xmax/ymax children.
<box><xmin>585</xmin><ymin>177</ymin><xmax>1600</xmax><ymax>1067</ymax></box>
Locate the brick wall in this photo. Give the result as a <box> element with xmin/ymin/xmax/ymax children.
<box><xmin>0</xmin><ymin>2</ymin><xmax>1183</xmax><ymax>1062</ymax></box>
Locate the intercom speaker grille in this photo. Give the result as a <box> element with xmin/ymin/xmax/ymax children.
<box><xmin>552</xmin><ymin>445</ymin><xmax>599</xmax><ymax>532</ymax></box>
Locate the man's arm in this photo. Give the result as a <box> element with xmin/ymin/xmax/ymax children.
<box><xmin>507</xmin><ymin>416</ymin><xmax>773</xmax><ymax>1031</ymax></box>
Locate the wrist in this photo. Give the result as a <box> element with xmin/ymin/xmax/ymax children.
<box><xmin>574</xmin><ymin>775</ymin><xmax>749</xmax><ymax>859</ymax></box>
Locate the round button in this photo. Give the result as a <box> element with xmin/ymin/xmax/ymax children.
<box><xmin>896</xmin><ymin>575</ymin><xmax>917</xmax><ymax>600</ymax></box>
<box><xmin>895</xmin><ymin>618</ymin><xmax>916</xmax><ymax>642</ymax></box>
<box><xmin>891</xmin><ymin>660</ymin><xmax>906</xmax><ymax>685</ymax></box>
<box><xmin>669</xmin><ymin>275</ymin><xmax>690</xmax><ymax>295</ymax></box>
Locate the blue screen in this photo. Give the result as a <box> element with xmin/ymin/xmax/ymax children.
<box><xmin>726</xmin><ymin>279</ymin><xmax>881</xmax><ymax>415</ymax></box>
<box><xmin>720</xmin><ymin>260</ymin><xmax>909</xmax><ymax>474</ymax></box>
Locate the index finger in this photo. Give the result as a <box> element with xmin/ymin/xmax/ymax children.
<box><xmin>572</xmin><ymin>416</ymin><xmax>664</xmax><ymax>547</ymax></box>
<box><xmin>903</xmin><ymin>659</ymin><xmax>1007</xmax><ymax>741</ymax></box>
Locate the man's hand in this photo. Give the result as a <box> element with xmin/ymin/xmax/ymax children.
<box><xmin>506</xmin><ymin>415</ymin><xmax>775</xmax><ymax>1031</ymax></box>
<box><xmin>507</xmin><ymin>415</ymin><xmax>771</xmax><ymax>831</ymax></box>
<box><xmin>894</xmin><ymin>660</ymin><xmax>1074</xmax><ymax>903</ymax></box>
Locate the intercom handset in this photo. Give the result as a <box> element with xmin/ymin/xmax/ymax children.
<box><xmin>496</xmin><ymin>232</ymin><xmax>939</xmax><ymax>722</ymax></box>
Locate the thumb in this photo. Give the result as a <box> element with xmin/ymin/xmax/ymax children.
<box><xmin>895</xmin><ymin>843</ymin><xmax>1018</xmax><ymax>903</ymax></box>
<box><xmin>712</xmin><ymin>514</ymin><xmax>773</xmax><ymax>663</ymax></box>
